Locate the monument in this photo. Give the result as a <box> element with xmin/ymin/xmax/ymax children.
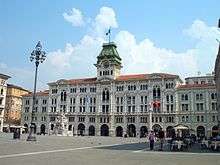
<box><xmin>54</xmin><ymin>112</ymin><xmax>68</xmax><ymax>136</ymax></box>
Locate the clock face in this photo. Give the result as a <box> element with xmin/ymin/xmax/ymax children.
<box><xmin>103</xmin><ymin>61</ymin><xmax>109</xmax><ymax>68</ymax></box>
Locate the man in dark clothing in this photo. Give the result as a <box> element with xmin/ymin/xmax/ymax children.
<box><xmin>149</xmin><ymin>131</ymin><xmax>155</xmax><ymax>150</ymax></box>
<box><xmin>158</xmin><ymin>129</ymin><xmax>165</xmax><ymax>151</ymax></box>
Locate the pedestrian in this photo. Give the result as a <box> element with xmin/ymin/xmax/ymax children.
<box><xmin>158</xmin><ymin>128</ymin><xmax>165</xmax><ymax>151</ymax></box>
<box><xmin>149</xmin><ymin>131</ymin><xmax>155</xmax><ymax>150</ymax></box>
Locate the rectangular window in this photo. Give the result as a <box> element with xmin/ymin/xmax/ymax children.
<box><xmin>197</xmin><ymin>116</ymin><xmax>200</xmax><ymax>122</ymax></box>
<box><xmin>171</xmin><ymin>104</ymin><xmax>174</xmax><ymax>112</ymax></box>
<box><xmin>132</xmin><ymin>96</ymin><xmax>135</xmax><ymax>104</ymax></box>
<box><xmin>186</xmin><ymin>116</ymin><xmax>189</xmax><ymax>122</ymax></box>
<box><xmin>166</xmin><ymin>105</ymin><xmax>169</xmax><ymax>113</ymax></box>
<box><xmin>43</xmin><ymin>99</ymin><xmax>47</xmax><ymax>104</ymax></box>
<box><xmin>201</xmin><ymin>116</ymin><xmax>204</xmax><ymax>122</ymax></box>
<box><xmin>120</xmin><ymin>106</ymin><xmax>123</xmax><ymax>113</ymax></box>
<box><xmin>212</xmin><ymin>116</ymin><xmax>216</xmax><ymax>122</ymax></box>
<box><xmin>69</xmin><ymin>117</ymin><xmax>75</xmax><ymax>122</ymax></box>
<box><xmin>127</xmin><ymin>97</ymin><xmax>131</xmax><ymax>104</ymax></box>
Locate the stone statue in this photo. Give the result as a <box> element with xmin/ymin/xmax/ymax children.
<box><xmin>54</xmin><ymin>112</ymin><xmax>68</xmax><ymax>136</ymax></box>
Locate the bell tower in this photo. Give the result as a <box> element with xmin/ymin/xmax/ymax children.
<box><xmin>95</xmin><ymin>42</ymin><xmax>122</xmax><ymax>81</ymax></box>
<box><xmin>214</xmin><ymin>18</ymin><xmax>220</xmax><ymax>134</ymax></box>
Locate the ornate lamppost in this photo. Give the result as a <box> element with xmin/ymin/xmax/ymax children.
<box><xmin>27</xmin><ymin>41</ymin><xmax>46</xmax><ymax>141</ymax></box>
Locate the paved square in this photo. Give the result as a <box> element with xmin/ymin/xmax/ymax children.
<box><xmin>0</xmin><ymin>133</ymin><xmax>220</xmax><ymax>165</ymax></box>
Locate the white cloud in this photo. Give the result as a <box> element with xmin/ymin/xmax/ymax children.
<box><xmin>63</xmin><ymin>8</ymin><xmax>85</xmax><ymax>27</ymax></box>
<box><xmin>2</xmin><ymin>7</ymin><xmax>219</xmax><ymax>90</ymax></box>
<box><xmin>47</xmin><ymin>8</ymin><xmax>219</xmax><ymax>83</ymax></box>
<box><xmin>46</xmin><ymin>43</ymin><xmax>74</xmax><ymax>72</ymax></box>
<box><xmin>184</xmin><ymin>19</ymin><xmax>220</xmax><ymax>41</ymax></box>
<box><xmin>93</xmin><ymin>7</ymin><xmax>118</xmax><ymax>36</ymax></box>
<box><xmin>115</xmin><ymin>31</ymin><xmax>198</xmax><ymax>78</ymax></box>
<box><xmin>183</xmin><ymin>20</ymin><xmax>220</xmax><ymax>75</ymax></box>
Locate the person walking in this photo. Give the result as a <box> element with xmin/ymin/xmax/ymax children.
<box><xmin>149</xmin><ymin>131</ymin><xmax>155</xmax><ymax>150</ymax></box>
<box><xmin>158</xmin><ymin>128</ymin><xmax>165</xmax><ymax>151</ymax></box>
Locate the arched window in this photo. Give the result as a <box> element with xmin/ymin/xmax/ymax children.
<box><xmin>166</xmin><ymin>95</ymin><xmax>169</xmax><ymax>103</ymax></box>
<box><xmin>157</xmin><ymin>88</ymin><xmax>161</xmax><ymax>98</ymax></box>
<box><xmin>182</xmin><ymin>116</ymin><xmax>185</xmax><ymax>122</ymax></box>
<box><xmin>170</xmin><ymin>95</ymin><xmax>173</xmax><ymax>103</ymax></box>
<box><xmin>185</xmin><ymin>94</ymin><xmax>188</xmax><ymax>101</ymax></box>
<box><xmin>0</xmin><ymin>89</ymin><xmax>3</xmax><ymax>95</ymax></box>
<box><xmin>63</xmin><ymin>91</ymin><xmax>67</xmax><ymax>101</ymax></box>
<box><xmin>61</xmin><ymin>92</ymin><xmax>63</xmax><ymax>101</ymax></box>
<box><xmin>211</xmin><ymin>93</ymin><xmax>215</xmax><ymax>100</ymax></box>
<box><xmin>153</xmin><ymin>88</ymin><xmax>156</xmax><ymax>99</ymax></box>
<box><xmin>181</xmin><ymin>94</ymin><xmax>184</xmax><ymax>101</ymax></box>
<box><xmin>106</xmin><ymin>90</ymin><xmax>109</xmax><ymax>100</ymax></box>
<box><xmin>102</xmin><ymin>91</ymin><xmax>105</xmax><ymax>101</ymax></box>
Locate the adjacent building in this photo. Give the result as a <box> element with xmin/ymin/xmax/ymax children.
<box><xmin>0</xmin><ymin>73</ymin><xmax>10</xmax><ymax>132</ymax></box>
<box><xmin>21</xmin><ymin>42</ymin><xmax>219</xmax><ymax>137</ymax></box>
<box><xmin>4</xmin><ymin>84</ymin><xmax>29</xmax><ymax>128</ymax></box>
<box><xmin>176</xmin><ymin>75</ymin><xmax>218</xmax><ymax>137</ymax></box>
<box><xmin>21</xmin><ymin>90</ymin><xmax>49</xmax><ymax>134</ymax></box>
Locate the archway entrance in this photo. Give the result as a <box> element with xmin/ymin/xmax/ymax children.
<box><xmin>127</xmin><ymin>124</ymin><xmax>136</xmax><ymax>137</ymax></box>
<box><xmin>152</xmin><ymin>124</ymin><xmax>162</xmax><ymax>137</ymax></box>
<box><xmin>50</xmin><ymin>124</ymin><xmax>54</xmax><ymax>131</ymax></box>
<box><xmin>89</xmin><ymin>125</ymin><xmax>95</xmax><ymax>136</ymax></box>
<box><xmin>212</xmin><ymin>125</ymin><xmax>218</xmax><ymax>137</ymax></box>
<box><xmin>166</xmin><ymin>126</ymin><xmax>175</xmax><ymax>138</ymax></box>
<box><xmin>40</xmin><ymin>124</ymin><xmax>46</xmax><ymax>135</ymax></box>
<box><xmin>24</xmin><ymin>123</ymin><xmax>28</xmax><ymax>133</ymax></box>
<box><xmin>197</xmin><ymin>126</ymin><xmax>205</xmax><ymax>138</ymax></box>
<box><xmin>116</xmin><ymin>126</ymin><xmax>123</xmax><ymax>137</ymax></box>
<box><xmin>78</xmin><ymin>123</ymin><xmax>85</xmax><ymax>136</ymax></box>
<box><xmin>100</xmin><ymin>124</ymin><xmax>109</xmax><ymax>136</ymax></box>
<box><xmin>140</xmin><ymin>126</ymin><xmax>148</xmax><ymax>138</ymax></box>
<box><xmin>68</xmin><ymin>125</ymin><xmax>72</xmax><ymax>131</ymax></box>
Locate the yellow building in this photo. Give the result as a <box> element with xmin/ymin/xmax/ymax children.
<box><xmin>4</xmin><ymin>84</ymin><xmax>29</xmax><ymax>127</ymax></box>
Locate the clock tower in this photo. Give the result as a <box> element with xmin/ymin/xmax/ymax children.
<box><xmin>95</xmin><ymin>42</ymin><xmax>122</xmax><ymax>81</ymax></box>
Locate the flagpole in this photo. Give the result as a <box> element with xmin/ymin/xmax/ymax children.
<box><xmin>107</xmin><ymin>27</ymin><xmax>111</xmax><ymax>43</ymax></box>
<box><xmin>109</xmin><ymin>28</ymin><xmax>111</xmax><ymax>43</ymax></box>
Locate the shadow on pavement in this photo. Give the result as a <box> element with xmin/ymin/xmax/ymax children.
<box><xmin>97</xmin><ymin>142</ymin><xmax>149</xmax><ymax>151</ymax></box>
<box><xmin>96</xmin><ymin>142</ymin><xmax>220</xmax><ymax>154</ymax></box>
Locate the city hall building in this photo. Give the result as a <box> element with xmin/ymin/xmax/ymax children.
<box><xmin>21</xmin><ymin>42</ymin><xmax>219</xmax><ymax>138</ymax></box>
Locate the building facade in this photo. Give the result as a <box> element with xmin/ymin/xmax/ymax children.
<box><xmin>177</xmin><ymin>75</ymin><xmax>218</xmax><ymax>137</ymax></box>
<box><xmin>21</xmin><ymin>42</ymin><xmax>219</xmax><ymax>137</ymax></box>
<box><xmin>0</xmin><ymin>73</ymin><xmax>10</xmax><ymax>132</ymax></box>
<box><xmin>21</xmin><ymin>91</ymin><xmax>49</xmax><ymax>134</ymax></box>
<box><xmin>4</xmin><ymin>84</ymin><xmax>29</xmax><ymax>127</ymax></box>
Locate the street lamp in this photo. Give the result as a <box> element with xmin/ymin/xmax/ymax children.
<box><xmin>27</xmin><ymin>41</ymin><xmax>46</xmax><ymax>141</ymax></box>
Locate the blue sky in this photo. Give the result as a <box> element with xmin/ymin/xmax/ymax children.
<box><xmin>0</xmin><ymin>0</ymin><xmax>220</xmax><ymax>90</ymax></box>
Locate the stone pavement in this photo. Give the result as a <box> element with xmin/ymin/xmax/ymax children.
<box><xmin>0</xmin><ymin>133</ymin><xmax>219</xmax><ymax>165</ymax></box>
